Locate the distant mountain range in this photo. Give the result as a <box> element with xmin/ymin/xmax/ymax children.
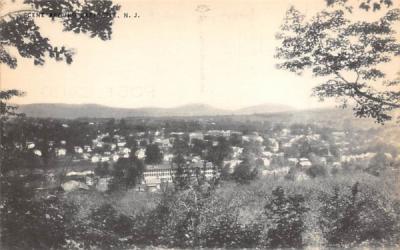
<box><xmin>17</xmin><ymin>103</ymin><xmax>295</xmax><ymax>119</ymax></box>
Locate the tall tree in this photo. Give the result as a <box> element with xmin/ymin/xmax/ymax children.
<box><xmin>111</xmin><ymin>156</ymin><xmax>144</xmax><ymax>190</ymax></box>
<box><xmin>145</xmin><ymin>143</ymin><xmax>163</xmax><ymax>165</ymax></box>
<box><xmin>173</xmin><ymin>153</ymin><xmax>190</xmax><ymax>190</ymax></box>
<box><xmin>275</xmin><ymin>0</ymin><xmax>400</xmax><ymax>123</ymax></box>
<box><xmin>0</xmin><ymin>90</ymin><xmax>24</xmax><ymax>142</ymax></box>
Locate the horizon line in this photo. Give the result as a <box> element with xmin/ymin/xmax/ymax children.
<box><xmin>14</xmin><ymin>101</ymin><xmax>338</xmax><ymax>111</ymax></box>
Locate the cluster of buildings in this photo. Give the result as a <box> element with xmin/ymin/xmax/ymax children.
<box><xmin>20</xmin><ymin>122</ymin><xmax>399</xmax><ymax>192</ymax></box>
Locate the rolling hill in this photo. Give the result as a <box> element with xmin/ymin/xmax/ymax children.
<box><xmin>17</xmin><ymin>103</ymin><xmax>296</xmax><ymax>119</ymax></box>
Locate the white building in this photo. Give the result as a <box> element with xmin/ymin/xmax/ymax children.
<box><xmin>56</xmin><ymin>148</ymin><xmax>67</xmax><ymax>156</ymax></box>
<box><xmin>91</xmin><ymin>155</ymin><xmax>100</xmax><ymax>163</ymax></box>
<box><xmin>135</xmin><ymin>148</ymin><xmax>146</xmax><ymax>160</ymax></box>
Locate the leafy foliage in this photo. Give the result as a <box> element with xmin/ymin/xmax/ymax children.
<box><xmin>319</xmin><ymin>182</ymin><xmax>399</xmax><ymax>247</ymax></box>
<box><xmin>232</xmin><ymin>154</ymin><xmax>259</xmax><ymax>184</ymax></box>
<box><xmin>276</xmin><ymin>2</ymin><xmax>400</xmax><ymax>123</ymax></box>
<box><xmin>172</xmin><ymin>153</ymin><xmax>191</xmax><ymax>190</ymax></box>
<box><xmin>110</xmin><ymin>156</ymin><xmax>144</xmax><ymax>191</ymax></box>
<box><xmin>145</xmin><ymin>143</ymin><xmax>163</xmax><ymax>165</ymax></box>
<box><xmin>264</xmin><ymin>186</ymin><xmax>309</xmax><ymax>248</ymax></box>
<box><xmin>0</xmin><ymin>0</ymin><xmax>120</xmax><ymax>68</ymax></box>
<box><xmin>1</xmin><ymin>180</ymin><xmax>77</xmax><ymax>249</ymax></box>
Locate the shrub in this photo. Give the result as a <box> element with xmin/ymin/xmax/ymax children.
<box><xmin>264</xmin><ymin>186</ymin><xmax>308</xmax><ymax>248</ymax></box>
<box><xmin>201</xmin><ymin>214</ymin><xmax>263</xmax><ymax>248</ymax></box>
<box><xmin>319</xmin><ymin>182</ymin><xmax>399</xmax><ymax>247</ymax></box>
<box><xmin>1</xmin><ymin>179</ymin><xmax>77</xmax><ymax>250</ymax></box>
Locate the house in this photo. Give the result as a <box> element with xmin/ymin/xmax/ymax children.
<box><xmin>298</xmin><ymin>158</ymin><xmax>312</xmax><ymax>168</ymax></box>
<box><xmin>120</xmin><ymin>147</ymin><xmax>131</xmax><ymax>155</ymax></box>
<box><xmin>262</xmin><ymin>166</ymin><xmax>290</xmax><ymax>177</ymax></box>
<box><xmin>84</xmin><ymin>145</ymin><xmax>92</xmax><ymax>152</ymax></box>
<box><xmin>33</xmin><ymin>149</ymin><xmax>42</xmax><ymax>156</ymax></box>
<box><xmin>280</xmin><ymin>128</ymin><xmax>291</xmax><ymax>137</ymax></box>
<box><xmin>74</xmin><ymin>146</ymin><xmax>83</xmax><ymax>154</ymax></box>
<box><xmin>232</xmin><ymin>147</ymin><xmax>244</xmax><ymax>158</ymax></box>
<box><xmin>135</xmin><ymin>148</ymin><xmax>146</xmax><ymax>159</ymax></box>
<box><xmin>341</xmin><ymin>152</ymin><xmax>376</xmax><ymax>162</ymax></box>
<box><xmin>82</xmin><ymin>153</ymin><xmax>90</xmax><ymax>160</ymax></box>
<box><xmin>26</xmin><ymin>141</ymin><xmax>35</xmax><ymax>149</ymax></box>
<box><xmin>91</xmin><ymin>155</ymin><xmax>100</xmax><ymax>163</ymax></box>
<box><xmin>262</xmin><ymin>151</ymin><xmax>273</xmax><ymax>158</ymax></box>
<box><xmin>112</xmin><ymin>154</ymin><xmax>120</xmax><ymax>162</ymax></box>
<box><xmin>163</xmin><ymin>153</ymin><xmax>174</xmax><ymax>162</ymax></box>
<box><xmin>66</xmin><ymin>170</ymin><xmax>94</xmax><ymax>177</ymax></box>
<box><xmin>101</xmin><ymin>156</ymin><xmax>110</xmax><ymax>162</ymax></box>
<box><xmin>223</xmin><ymin>159</ymin><xmax>242</xmax><ymax>173</ymax></box>
<box><xmin>206</xmin><ymin>130</ymin><xmax>231</xmax><ymax>138</ymax></box>
<box><xmin>56</xmin><ymin>148</ymin><xmax>67</xmax><ymax>156</ymax></box>
<box><xmin>288</xmin><ymin>158</ymin><xmax>298</xmax><ymax>167</ymax></box>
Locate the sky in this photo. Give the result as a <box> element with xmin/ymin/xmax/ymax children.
<box><xmin>1</xmin><ymin>0</ymin><xmax>398</xmax><ymax>110</ymax></box>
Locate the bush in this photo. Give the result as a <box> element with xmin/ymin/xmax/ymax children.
<box><xmin>1</xmin><ymin>179</ymin><xmax>77</xmax><ymax>250</ymax></box>
<box><xmin>319</xmin><ymin>182</ymin><xmax>399</xmax><ymax>247</ymax></box>
<box><xmin>306</xmin><ymin>164</ymin><xmax>327</xmax><ymax>178</ymax></box>
<box><xmin>264</xmin><ymin>186</ymin><xmax>308</xmax><ymax>248</ymax></box>
<box><xmin>202</xmin><ymin>214</ymin><xmax>263</xmax><ymax>248</ymax></box>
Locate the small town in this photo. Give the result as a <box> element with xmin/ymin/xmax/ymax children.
<box><xmin>12</xmin><ymin>116</ymin><xmax>399</xmax><ymax>194</ymax></box>
<box><xmin>2</xmin><ymin>0</ymin><xmax>400</xmax><ymax>249</ymax></box>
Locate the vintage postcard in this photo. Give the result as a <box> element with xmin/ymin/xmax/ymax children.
<box><xmin>1</xmin><ymin>0</ymin><xmax>400</xmax><ymax>249</ymax></box>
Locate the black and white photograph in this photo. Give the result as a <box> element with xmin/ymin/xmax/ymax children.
<box><xmin>1</xmin><ymin>0</ymin><xmax>400</xmax><ymax>249</ymax></box>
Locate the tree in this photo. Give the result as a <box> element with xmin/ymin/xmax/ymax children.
<box><xmin>0</xmin><ymin>90</ymin><xmax>28</xmax><ymax>175</ymax></box>
<box><xmin>232</xmin><ymin>154</ymin><xmax>259</xmax><ymax>184</ymax></box>
<box><xmin>110</xmin><ymin>156</ymin><xmax>144</xmax><ymax>190</ymax></box>
<box><xmin>1</xmin><ymin>186</ymin><xmax>78</xmax><ymax>249</ymax></box>
<box><xmin>205</xmin><ymin>137</ymin><xmax>232</xmax><ymax>167</ymax></box>
<box><xmin>365</xmin><ymin>151</ymin><xmax>391</xmax><ymax>176</ymax></box>
<box><xmin>264</xmin><ymin>187</ymin><xmax>308</xmax><ymax>248</ymax></box>
<box><xmin>0</xmin><ymin>0</ymin><xmax>120</xmax><ymax>68</ymax></box>
<box><xmin>172</xmin><ymin>154</ymin><xmax>191</xmax><ymax>191</ymax></box>
<box><xmin>319</xmin><ymin>182</ymin><xmax>398</xmax><ymax>246</ymax></box>
<box><xmin>95</xmin><ymin>162</ymin><xmax>110</xmax><ymax>177</ymax></box>
<box><xmin>145</xmin><ymin>143</ymin><xmax>163</xmax><ymax>165</ymax></box>
<box><xmin>190</xmin><ymin>138</ymin><xmax>206</xmax><ymax>156</ymax></box>
<box><xmin>326</xmin><ymin>0</ymin><xmax>395</xmax><ymax>12</ymax></box>
<box><xmin>306</xmin><ymin>164</ymin><xmax>327</xmax><ymax>178</ymax></box>
<box><xmin>0</xmin><ymin>90</ymin><xmax>24</xmax><ymax>142</ymax></box>
<box><xmin>275</xmin><ymin>1</ymin><xmax>400</xmax><ymax>123</ymax></box>
<box><xmin>172</xmin><ymin>138</ymin><xmax>189</xmax><ymax>156</ymax></box>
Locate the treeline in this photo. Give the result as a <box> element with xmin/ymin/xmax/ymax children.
<box><xmin>2</xmin><ymin>172</ymin><xmax>399</xmax><ymax>249</ymax></box>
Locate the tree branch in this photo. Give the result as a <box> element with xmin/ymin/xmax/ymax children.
<box><xmin>334</xmin><ymin>71</ymin><xmax>400</xmax><ymax>108</ymax></box>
